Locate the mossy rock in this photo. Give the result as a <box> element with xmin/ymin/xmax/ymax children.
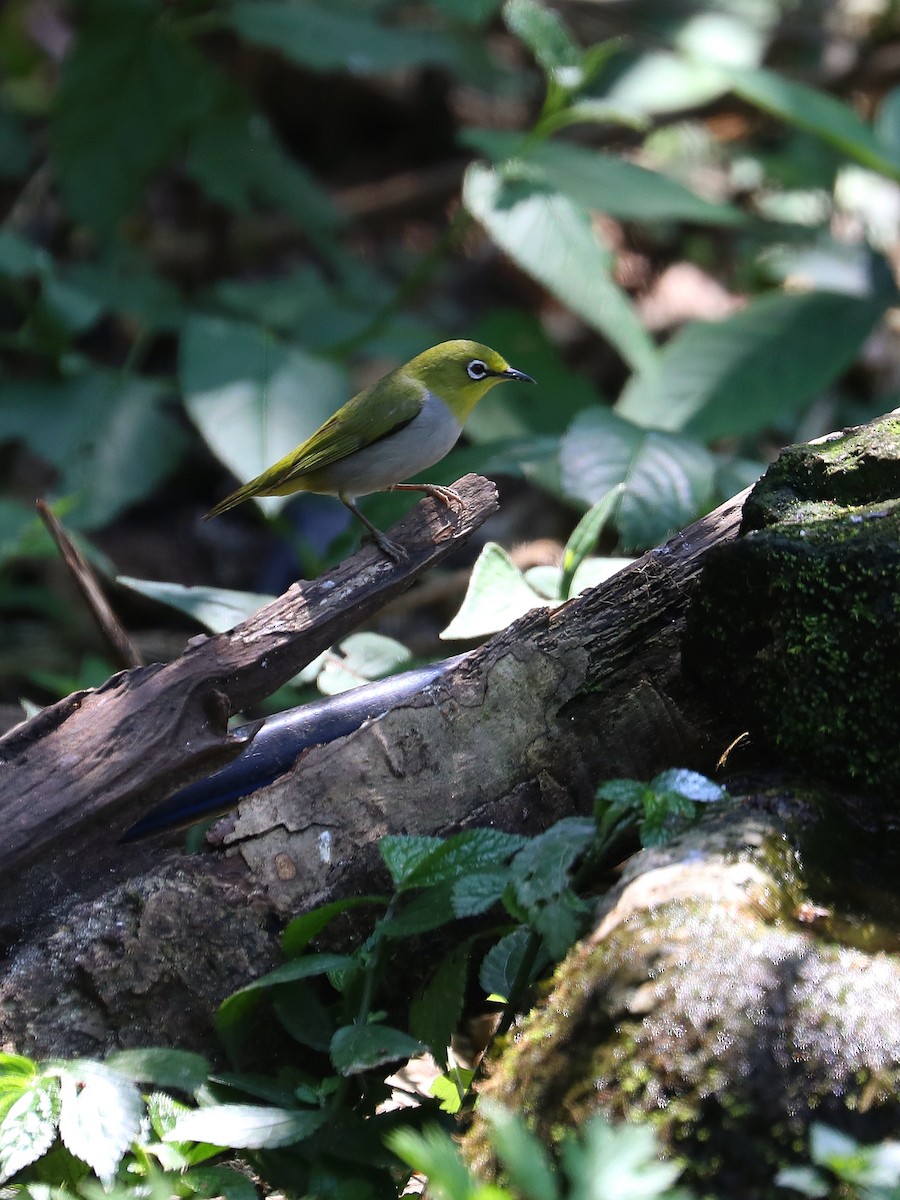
<box><xmin>463</xmin><ymin>794</ymin><xmax>900</xmax><ymax>1199</ymax></box>
<box><xmin>682</xmin><ymin>414</ymin><xmax>900</xmax><ymax>792</ymax></box>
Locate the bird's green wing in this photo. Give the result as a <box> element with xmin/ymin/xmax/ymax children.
<box><xmin>277</xmin><ymin>371</ymin><xmax>425</xmax><ymax>483</ymax></box>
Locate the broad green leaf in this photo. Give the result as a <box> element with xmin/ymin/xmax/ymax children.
<box><xmin>186</xmin><ymin>105</ymin><xmax>339</xmax><ymax>238</ymax></box>
<box><xmin>379</xmin><ymin>835</ymin><xmax>445</xmax><ymax>887</ymax></box>
<box><xmin>61</xmin><ymin>262</ymin><xmax>184</xmax><ymax>331</ymax></box>
<box><xmin>452</xmin><ymin>870</ymin><xmax>509</xmax><ymax>918</ymax></box>
<box><xmin>216</xmin><ymin>953</ymin><xmax>355</xmax><ymax>1046</ymax></box>
<box><xmin>168</xmin><ymin>1103</ymin><xmax>325</xmax><ymax>1150</ymax></box>
<box><xmin>479</xmin><ymin>928</ymin><xmax>533</xmax><ymax>1000</ymax></box>
<box><xmin>410</xmin><ymin>944</ymin><xmax>471</xmax><ymax>1065</ymax></box>
<box><xmin>440</xmin><ymin>542</ymin><xmax>550</xmax><ymax>640</ymax></box>
<box><xmin>117</xmin><ymin>578</ymin><xmax>274</xmax><ymax>634</ymax></box>
<box><xmin>57</xmin><ymin>1062</ymin><xmax>143</xmax><ymax>1183</ymax></box>
<box><xmin>463</xmin><ymin>163</ymin><xmax>657</xmax><ymax>374</ymax></box>
<box><xmin>463</xmin><ymin>130</ymin><xmax>744</xmax><ymax>225</ymax></box>
<box><xmin>0</xmin><ymin>1076</ymin><xmax>60</xmax><ymax>1183</ymax></box>
<box><xmin>481</xmin><ymin>1102</ymin><xmax>560</xmax><ymax>1200</ymax></box>
<box><xmin>183</xmin><ymin>1164</ymin><xmax>259</xmax><ymax>1200</ymax></box>
<box><xmin>724</xmin><ymin>66</ymin><xmax>900</xmax><ymax>181</ymax></box>
<box><xmin>272</xmin><ymin>982</ymin><xmax>335</xmax><ymax>1052</ymax></box>
<box><xmin>388</xmin><ymin>1125</ymin><xmax>476</xmax><ymax>1199</ymax></box>
<box><xmin>559</xmin><ymin>408</ymin><xmax>717</xmax><ymax>550</ymax></box>
<box><xmin>180</xmin><ymin>315</ymin><xmax>349</xmax><ymax>513</ymax></box>
<box><xmin>559</xmin><ymin>485</ymin><xmax>625</xmax><ymax>600</ymax></box>
<box><xmin>282</xmin><ymin>895</ymin><xmax>387</xmax><ymax>958</ymax></box>
<box><xmin>0</xmin><ymin>373</ymin><xmax>189</xmax><ymax>530</ymax></box>
<box><xmin>317</xmin><ymin>632</ymin><xmax>412</xmax><ymax>695</ymax></box>
<box><xmin>605</xmin><ymin>51</ymin><xmax>730</xmax><ymax>118</ymax></box>
<box><xmin>510</xmin><ymin>819</ymin><xmax>594</xmax><ymax>956</ymax></box>
<box><xmin>430</xmin><ymin>1069</ymin><xmax>475</xmax><ymax>1115</ymax></box>
<box><xmin>103</xmin><ymin>1049</ymin><xmax>211</xmax><ymax>1094</ymax></box>
<box><xmin>229</xmin><ymin>2</ymin><xmax>458</xmax><ymax>74</ymax></box>
<box><xmin>398</xmin><ymin>828</ymin><xmax>526</xmax><ymax>889</ymax></box>
<box><xmin>616</xmin><ymin>290</ymin><xmax>888</xmax><ymax>440</ymax></box>
<box><xmin>0</xmin><ymin>229</ymin><xmax>50</xmax><ymax>278</ymax></box>
<box><xmin>876</xmin><ymin>86</ymin><xmax>900</xmax><ymax>159</ymax></box>
<box><xmin>377</xmin><ymin>883</ymin><xmax>459</xmax><ymax>938</ymax></box>
<box><xmin>52</xmin><ymin>0</ymin><xmax>215</xmax><ymax>233</ymax></box>
<box><xmin>527</xmin><ymin>557</ymin><xmax>632</xmax><ymax>603</ymax></box>
<box><xmin>331</xmin><ymin>1024</ymin><xmax>423</xmax><ymax>1076</ymax></box>
<box><xmin>566</xmin><ymin>1114</ymin><xmax>683</xmax><ymax>1199</ymax></box>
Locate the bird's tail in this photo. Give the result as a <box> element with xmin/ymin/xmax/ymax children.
<box><xmin>204</xmin><ymin>479</ymin><xmax>265</xmax><ymax>520</ymax></box>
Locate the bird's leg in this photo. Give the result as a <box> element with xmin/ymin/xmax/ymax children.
<box><xmin>388</xmin><ymin>482</ymin><xmax>465</xmax><ymax>517</ymax></box>
<box><xmin>341</xmin><ymin>497</ymin><xmax>407</xmax><ymax>562</ymax></box>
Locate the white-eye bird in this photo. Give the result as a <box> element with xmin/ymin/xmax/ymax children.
<box><xmin>206</xmin><ymin>339</ymin><xmax>535</xmax><ymax>560</ymax></box>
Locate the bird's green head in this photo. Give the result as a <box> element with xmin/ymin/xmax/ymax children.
<box><xmin>408</xmin><ymin>340</ymin><xmax>535</xmax><ymax>419</ymax></box>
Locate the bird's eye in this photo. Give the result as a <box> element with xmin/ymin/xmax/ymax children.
<box><xmin>467</xmin><ymin>359</ymin><xmax>489</xmax><ymax>380</ymax></box>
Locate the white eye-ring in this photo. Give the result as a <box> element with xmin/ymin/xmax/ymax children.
<box><xmin>467</xmin><ymin>359</ymin><xmax>489</xmax><ymax>380</ymax></box>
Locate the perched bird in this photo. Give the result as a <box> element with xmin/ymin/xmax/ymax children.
<box><xmin>206</xmin><ymin>339</ymin><xmax>535</xmax><ymax>560</ymax></box>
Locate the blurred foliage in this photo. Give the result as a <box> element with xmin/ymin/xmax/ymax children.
<box><xmin>2</xmin><ymin>0</ymin><xmax>900</xmax><ymax>703</ymax></box>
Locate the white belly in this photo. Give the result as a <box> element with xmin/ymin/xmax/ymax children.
<box><xmin>318</xmin><ymin>390</ymin><xmax>463</xmax><ymax>500</ymax></box>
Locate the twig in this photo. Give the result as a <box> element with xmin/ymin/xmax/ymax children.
<box><xmin>36</xmin><ymin>500</ymin><xmax>144</xmax><ymax>670</ymax></box>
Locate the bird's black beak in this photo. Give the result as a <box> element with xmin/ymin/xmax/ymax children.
<box><xmin>502</xmin><ymin>366</ymin><xmax>536</xmax><ymax>384</ymax></box>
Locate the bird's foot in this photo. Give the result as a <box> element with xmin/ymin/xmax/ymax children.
<box><xmin>390</xmin><ymin>483</ymin><xmax>465</xmax><ymax>517</ymax></box>
<box><xmin>374</xmin><ymin>530</ymin><xmax>408</xmax><ymax>562</ymax></box>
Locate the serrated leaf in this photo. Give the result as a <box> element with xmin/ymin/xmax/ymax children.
<box><xmin>559</xmin><ymin>485</ymin><xmax>625</xmax><ymax>600</ymax></box>
<box><xmin>651</xmin><ymin>769</ymin><xmax>726</xmax><ymax>804</ymax></box>
<box><xmin>441</xmin><ymin>542</ymin><xmax>550</xmax><ymax>640</ymax></box>
<box><xmin>410</xmin><ymin>944</ymin><xmax>471</xmax><ymax>1066</ymax></box>
<box><xmin>377</xmin><ymin>883</ymin><xmax>459</xmax><ymax>938</ymax></box>
<box><xmin>103</xmin><ymin>1049</ymin><xmax>210</xmax><ymax>1094</ymax></box>
<box><xmin>57</xmin><ymin>1063</ymin><xmax>143</xmax><ymax>1183</ymax></box>
<box><xmin>183</xmin><ymin>1164</ymin><xmax>259</xmax><ymax>1200</ymax></box>
<box><xmin>463</xmin><ymin>163</ymin><xmax>656</xmax><ymax>373</ymax></box>
<box><xmin>0</xmin><ymin>1076</ymin><xmax>60</xmax><ymax>1183</ymax></box>
<box><xmin>330</xmin><ymin>1024</ymin><xmax>423</xmax><ymax>1076</ymax></box>
<box><xmin>463</xmin><ymin>130</ymin><xmax>743</xmax><ymax>226</ymax></box>
<box><xmin>616</xmin><ymin>290</ymin><xmax>888</xmax><ymax>441</ymax></box>
<box><xmin>452</xmin><ymin>869</ymin><xmax>510</xmax><ymax>918</ymax></box>
<box><xmin>481</xmin><ymin>1102</ymin><xmax>560</xmax><ymax>1200</ymax></box>
<box><xmin>479</xmin><ymin>929</ymin><xmax>533</xmax><ymax>1000</ymax></box>
<box><xmin>52</xmin><ymin>0</ymin><xmax>216</xmax><ymax>233</ymax></box>
<box><xmin>282</xmin><ymin>895</ymin><xmax>387</xmax><ymax>958</ymax></box>
<box><xmin>400</xmin><ymin>829</ymin><xmax>527</xmax><ymax>889</ymax></box>
<box><xmin>724</xmin><ymin>65</ymin><xmax>900</xmax><ymax>181</ymax></box>
<box><xmin>567</xmin><ymin>1114</ymin><xmax>684</xmax><ymax>1199</ymax></box>
<box><xmin>379</xmin><ymin>835</ymin><xmax>446</xmax><ymax>887</ymax></box>
<box><xmin>430</xmin><ymin>1069</ymin><xmax>475</xmax><ymax>1114</ymax></box>
<box><xmin>180</xmin><ymin>315</ymin><xmax>349</xmax><ymax>515</ymax></box>
<box><xmin>511</xmin><ymin>820</ymin><xmax>594</xmax><ymax>956</ymax></box>
<box><xmin>117</xmin><ymin>578</ymin><xmax>274</xmax><ymax>633</ymax></box>
<box><xmin>229</xmin><ymin>2</ymin><xmax>458</xmax><ymax>74</ymax></box>
<box><xmin>168</xmin><ymin>1103</ymin><xmax>324</xmax><ymax>1150</ymax></box>
<box><xmin>559</xmin><ymin>408</ymin><xmax>717</xmax><ymax>550</ymax></box>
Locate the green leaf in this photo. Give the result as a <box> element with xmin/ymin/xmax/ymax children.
<box><xmin>724</xmin><ymin>65</ymin><xmax>900</xmax><ymax>181</ymax></box>
<box><xmin>876</xmin><ymin>87</ymin><xmax>900</xmax><ymax>159</ymax></box>
<box><xmin>0</xmin><ymin>229</ymin><xmax>50</xmax><ymax>278</ymax></box>
<box><xmin>229</xmin><ymin>2</ymin><xmax>458</xmax><ymax>74</ymax></box>
<box><xmin>57</xmin><ymin>1061</ymin><xmax>143</xmax><ymax>1184</ymax></box>
<box><xmin>410</xmin><ymin>944</ymin><xmax>471</xmax><ymax>1066</ymax></box>
<box><xmin>651</xmin><ymin>769</ymin><xmax>726</xmax><ymax>804</ymax></box>
<box><xmin>215</xmin><ymin>954</ymin><xmax>356</xmax><ymax>1049</ymax></box>
<box><xmin>168</xmin><ymin>1103</ymin><xmax>325</xmax><ymax>1150</ymax></box>
<box><xmin>330</xmin><ymin>1024</ymin><xmax>423</xmax><ymax>1076</ymax></box>
<box><xmin>615</xmin><ymin>290</ymin><xmax>888</xmax><ymax>441</ymax></box>
<box><xmin>282</xmin><ymin>895</ymin><xmax>387</xmax><ymax>958</ymax></box>
<box><xmin>0</xmin><ymin>110</ymin><xmax>32</xmax><ymax>179</ymax></box>
<box><xmin>503</xmin><ymin>0</ymin><xmax>581</xmax><ymax>82</ymax></box>
<box><xmin>430</xmin><ymin>0</ymin><xmax>501</xmax><ymax>23</ymax></box>
<box><xmin>379</xmin><ymin>835</ymin><xmax>445</xmax><ymax>888</ymax></box>
<box><xmin>183</xmin><ymin>1164</ymin><xmax>260</xmax><ymax>1200</ymax></box>
<box><xmin>180</xmin><ymin>315</ymin><xmax>349</xmax><ymax>514</ymax></box>
<box><xmin>440</xmin><ymin>541</ymin><xmax>551</xmax><ymax>640</ymax></box>
<box><xmin>510</xmin><ymin>819</ymin><xmax>594</xmax><ymax>957</ymax></box>
<box><xmin>398</xmin><ymin>829</ymin><xmax>527</xmax><ymax>890</ymax></box>
<box><xmin>0</xmin><ymin>1075</ymin><xmax>60</xmax><ymax>1183</ymax></box>
<box><xmin>430</xmin><ymin>1069</ymin><xmax>475</xmax><ymax>1115</ymax></box>
<box><xmin>463</xmin><ymin>163</ymin><xmax>657</xmax><ymax>374</ymax></box>
<box><xmin>52</xmin><ymin>0</ymin><xmax>216</xmax><ymax>233</ymax></box>
<box><xmin>559</xmin><ymin>485</ymin><xmax>625</xmax><ymax>600</ymax></box>
<box><xmin>61</xmin><ymin>261</ymin><xmax>184</xmax><ymax>331</ymax></box>
<box><xmin>559</xmin><ymin>408</ymin><xmax>717</xmax><ymax>550</ymax></box>
<box><xmin>388</xmin><ymin>1124</ymin><xmax>476</xmax><ymax>1200</ymax></box>
<box><xmin>317</xmin><ymin>633</ymin><xmax>412</xmax><ymax>695</ymax></box>
<box><xmin>479</xmin><ymin>929</ymin><xmax>533</xmax><ymax>1000</ymax></box>
<box><xmin>463</xmin><ymin>130</ymin><xmax>744</xmax><ymax>226</ymax></box>
<box><xmin>452</xmin><ymin>869</ymin><xmax>510</xmax><ymax>918</ymax></box>
<box><xmin>564</xmin><ymin>1114</ymin><xmax>683</xmax><ymax>1200</ymax></box>
<box><xmin>481</xmin><ymin>1102</ymin><xmax>560</xmax><ymax>1200</ymax></box>
<box><xmin>272</xmin><ymin>981</ymin><xmax>335</xmax><ymax>1052</ymax></box>
<box><xmin>117</xmin><ymin>578</ymin><xmax>274</xmax><ymax>634</ymax></box>
<box><xmin>0</xmin><ymin>372</ymin><xmax>189</xmax><ymax>530</ymax></box>
<box><xmin>377</xmin><ymin>883</ymin><xmax>460</xmax><ymax>938</ymax></box>
<box><xmin>103</xmin><ymin>1049</ymin><xmax>210</xmax><ymax>1094</ymax></box>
